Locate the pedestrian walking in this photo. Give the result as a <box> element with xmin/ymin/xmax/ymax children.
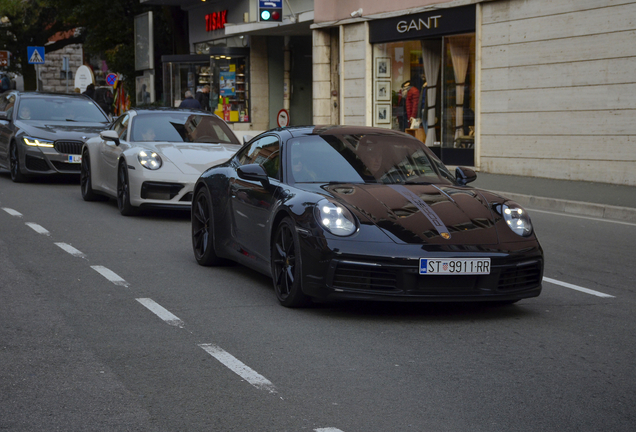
<box><xmin>179</xmin><ymin>90</ymin><xmax>201</xmax><ymax>109</ymax></box>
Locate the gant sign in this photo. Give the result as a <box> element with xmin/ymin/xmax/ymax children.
<box><xmin>369</xmin><ymin>5</ymin><xmax>475</xmax><ymax>43</ymax></box>
<box><xmin>397</xmin><ymin>15</ymin><xmax>442</xmax><ymax>33</ymax></box>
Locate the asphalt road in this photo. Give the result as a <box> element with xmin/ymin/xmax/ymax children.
<box><xmin>1</xmin><ymin>170</ymin><xmax>635</xmax><ymax>431</ymax></box>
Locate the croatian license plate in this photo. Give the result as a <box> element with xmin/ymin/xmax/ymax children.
<box><xmin>68</xmin><ymin>155</ymin><xmax>82</xmax><ymax>163</ymax></box>
<box><xmin>420</xmin><ymin>258</ymin><xmax>491</xmax><ymax>275</ymax></box>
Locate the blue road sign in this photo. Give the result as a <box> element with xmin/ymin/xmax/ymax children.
<box><xmin>27</xmin><ymin>46</ymin><xmax>45</xmax><ymax>64</ymax></box>
<box><xmin>259</xmin><ymin>0</ymin><xmax>282</xmax><ymax>7</ymax></box>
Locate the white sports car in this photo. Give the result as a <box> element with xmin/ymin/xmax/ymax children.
<box><xmin>80</xmin><ymin>108</ymin><xmax>242</xmax><ymax>215</ymax></box>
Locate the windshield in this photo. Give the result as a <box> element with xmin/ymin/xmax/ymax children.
<box><xmin>131</xmin><ymin>113</ymin><xmax>239</xmax><ymax>144</ymax></box>
<box><xmin>17</xmin><ymin>97</ymin><xmax>108</xmax><ymax>122</ymax></box>
<box><xmin>288</xmin><ymin>133</ymin><xmax>455</xmax><ymax>185</ymax></box>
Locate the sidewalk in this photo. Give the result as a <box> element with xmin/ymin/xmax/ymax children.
<box><xmin>470</xmin><ymin>172</ymin><xmax>636</xmax><ymax>223</ymax></box>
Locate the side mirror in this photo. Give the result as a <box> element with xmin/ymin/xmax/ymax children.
<box><xmin>242</xmin><ymin>134</ymin><xmax>253</xmax><ymax>144</ymax></box>
<box><xmin>237</xmin><ymin>163</ymin><xmax>269</xmax><ymax>187</ymax></box>
<box><xmin>100</xmin><ymin>130</ymin><xmax>120</xmax><ymax>146</ymax></box>
<box><xmin>455</xmin><ymin>166</ymin><xmax>477</xmax><ymax>186</ymax></box>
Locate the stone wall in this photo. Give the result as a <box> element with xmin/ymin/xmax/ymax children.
<box><xmin>39</xmin><ymin>44</ymin><xmax>83</xmax><ymax>93</ymax></box>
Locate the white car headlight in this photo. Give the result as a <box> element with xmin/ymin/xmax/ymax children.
<box><xmin>23</xmin><ymin>137</ymin><xmax>54</xmax><ymax>148</ymax></box>
<box><xmin>314</xmin><ymin>199</ymin><xmax>357</xmax><ymax>236</ymax></box>
<box><xmin>138</xmin><ymin>150</ymin><xmax>162</xmax><ymax>170</ymax></box>
<box><xmin>496</xmin><ymin>201</ymin><xmax>533</xmax><ymax>237</ymax></box>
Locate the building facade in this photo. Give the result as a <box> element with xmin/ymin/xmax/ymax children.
<box><xmin>311</xmin><ymin>0</ymin><xmax>636</xmax><ymax>186</ymax></box>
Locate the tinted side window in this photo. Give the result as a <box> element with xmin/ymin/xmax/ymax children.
<box><xmin>236</xmin><ymin>135</ymin><xmax>280</xmax><ymax>179</ymax></box>
<box><xmin>113</xmin><ymin>114</ymin><xmax>130</xmax><ymax>140</ymax></box>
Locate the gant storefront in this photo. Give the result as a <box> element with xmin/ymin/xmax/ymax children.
<box><xmin>369</xmin><ymin>5</ymin><xmax>476</xmax><ymax>165</ymax></box>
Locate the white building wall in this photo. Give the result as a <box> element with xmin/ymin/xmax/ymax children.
<box><xmin>342</xmin><ymin>23</ymin><xmax>370</xmax><ymax>126</ymax></box>
<box><xmin>479</xmin><ymin>0</ymin><xmax>636</xmax><ymax>185</ymax></box>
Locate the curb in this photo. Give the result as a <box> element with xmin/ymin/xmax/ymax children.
<box><xmin>490</xmin><ymin>191</ymin><xmax>636</xmax><ymax>224</ymax></box>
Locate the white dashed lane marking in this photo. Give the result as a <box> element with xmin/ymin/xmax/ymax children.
<box><xmin>136</xmin><ymin>298</ymin><xmax>185</xmax><ymax>328</ymax></box>
<box><xmin>543</xmin><ymin>277</ymin><xmax>615</xmax><ymax>298</ymax></box>
<box><xmin>25</xmin><ymin>222</ymin><xmax>50</xmax><ymax>235</ymax></box>
<box><xmin>315</xmin><ymin>429</ymin><xmax>345</xmax><ymax>432</ymax></box>
<box><xmin>199</xmin><ymin>343</ymin><xmax>277</xmax><ymax>394</ymax></box>
<box><xmin>2</xmin><ymin>207</ymin><xmax>23</xmax><ymax>217</ymax></box>
<box><xmin>90</xmin><ymin>265</ymin><xmax>129</xmax><ymax>287</ymax></box>
<box><xmin>55</xmin><ymin>242</ymin><xmax>87</xmax><ymax>258</ymax></box>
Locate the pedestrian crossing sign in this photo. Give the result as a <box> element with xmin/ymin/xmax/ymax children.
<box><xmin>27</xmin><ymin>46</ymin><xmax>45</xmax><ymax>64</ymax></box>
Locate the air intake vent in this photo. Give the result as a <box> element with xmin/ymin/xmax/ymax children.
<box><xmin>332</xmin><ymin>262</ymin><xmax>398</xmax><ymax>291</ymax></box>
<box><xmin>25</xmin><ymin>155</ymin><xmax>49</xmax><ymax>171</ymax></box>
<box><xmin>498</xmin><ymin>261</ymin><xmax>542</xmax><ymax>291</ymax></box>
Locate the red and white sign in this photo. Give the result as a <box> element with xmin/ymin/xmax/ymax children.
<box><xmin>277</xmin><ymin>109</ymin><xmax>290</xmax><ymax>127</ymax></box>
<box><xmin>206</xmin><ymin>10</ymin><xmax>228</xmax><ymax>31</ymax></box>
<box><xmin>0</xmin><ymin>51</ymin><xmax>9</xmax><ymax>67</ymax></box>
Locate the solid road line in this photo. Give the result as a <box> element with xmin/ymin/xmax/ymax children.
<box><xmin>199</xmin><ymin>343</ymin><xmax>277</xmax><ymax>394</ymax></box>
<box><xmin>90</xmin><ymin>265</ymin><xmax>130</xmax><ymax>287</ymax></box>
<box><xmin>543</xmin><ymin>277</ymin><xmax>615</xmax><ymax>298</ymax></box>
<box><xmin>136</xmin><ymin>298</ymin><xmax>185</xmax><ymax>328</ymax></box>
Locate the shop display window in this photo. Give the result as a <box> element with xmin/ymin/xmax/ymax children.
<box><xmin>373</xmin><ymin>34</ymin><xmax>476</xmax><ymax>165</ymax></box>
<box><xmin>209</xmin><ymin>56</ymin><xmax>249</xmax><ymax>123</ymax></box>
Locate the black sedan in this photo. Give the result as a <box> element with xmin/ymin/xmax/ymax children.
<box><xmin>192</xmin><ymin>126</ymin><xmax>543</xmax><ymax>307</ymax></box>
<box><xmin>0</xmin><ymin>91</ymin><xmax>110</xmax><ymax>182</ymax></box>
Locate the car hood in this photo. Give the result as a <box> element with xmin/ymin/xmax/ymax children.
<box><xmin>150</xmin><ymin>142</ymin><xmax>242</xmax><ymax>175</ymax></box>
<box><xmin>18</xmin><ymin>120</ymin><xmax>110</xmax><ymax>141</ymax></box>
<box><xmin>318</xmin><ymin>183</ymin><xmax>501</xmax><ymax>245</ymax></box>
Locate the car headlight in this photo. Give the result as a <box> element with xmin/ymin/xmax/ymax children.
<box><xmin>314</xmin><ymin>199</ymin><xmax>357</xmax><ymax>236</ymax></box>
<box><xmin>23</xmin><ymin>137</ymin><xmax>54</xmax><ymax>148</ymax></box>
<box><xmin>138</xmin><ymin>150</ymin><xmax>162</xmax><ymax>170</ymax></box>
<box><xmin>496</xmin><ymin>201</ymin><xmax>533</xmax><ymax>237</ymax></box>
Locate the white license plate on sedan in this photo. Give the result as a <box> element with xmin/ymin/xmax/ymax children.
<box><xmin>68</xmin><ymin>155</ymin><xmax>82</xmax><ymax>163</ymax></box>
<box><xmin>420</xmin><ymin>258</ymin><xmax>491</xmax><ymax>275</ymax></box>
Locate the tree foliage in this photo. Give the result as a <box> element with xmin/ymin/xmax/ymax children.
<box><xmin>0</xmin><ymin>0</ymin><xmax>187</xmax><ymax>95</ymax></box>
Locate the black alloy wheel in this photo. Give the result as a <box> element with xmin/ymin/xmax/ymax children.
<box><xmin>117</xmin><ymin>162</ymin><xmax>137</xmax><ymax>216</ymax></box>
<box><xmin>271</xmin><ymin>218</ymin><xmax>311</xmax><ymax>308</ymax></box>
<box><xmin>9</xmin><ymin>142</ymin><xmax>26</xmax><ymax>183</ymax></box>
<box><xmin>80</xmin><ymin>150</ymin><xmax>107</xmax><ymax>201</ymax></box>
<box><xmin>192</xmin><ymin>187</ymin><xmax>223</xmax><ymax>266</ymax></box>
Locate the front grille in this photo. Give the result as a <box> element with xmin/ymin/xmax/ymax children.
<box><xmin>25</xmin><ymin>155</ymin><xmax>50</xmax><ymax>171</ymax></box>
<box><xmin>54</xmin><ymin>141</ymin><xmax>83</xmax><ymax>155</ymax></box>
<box><xmin>51</xmin><ymin>161</ymin><xmax>81</xmax><ymax>172</ymax></box>
<box><xmin>141</xmin><ymin>182</ymin><xmax>184</xmax><ymax>200</ymax></box>
<box><xmin>498</xmin><ymin>261</ymin><xmax>542</xmax><ymax>291</ymax></box>
<box><xmin>332</xmin><ymin>262</ymin><xmax>398</xmax><ymax>291</ymax></box>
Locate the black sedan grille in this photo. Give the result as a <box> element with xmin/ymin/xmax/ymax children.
<box><xmin>497</xmin><ymin>261</ymin><xmax>543</xmax><ymax>291</ymax></box>
<box><xmin>54</xmin><ymin>141</ymin><xmax>83</xmax><ymax>155</ymax></box>
<box><xmin>332</xmin><ymin>263</ymin><xmax>398</xmax><ymax>291</ymax></box>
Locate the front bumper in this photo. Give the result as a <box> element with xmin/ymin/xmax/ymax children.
<box><xmin>21</xmin><ymin>141</ymin><xmax>83</xmax><ymax>175</ymax></box>
<box><xmin>129</xmin><ymin>168</ymin><xmax>198</xmax><ymax>209</ymax></box>
<box><xmin>299</xmin><ymin>236</ymin><xmax>544</xmax><ymax>302</ymax></box>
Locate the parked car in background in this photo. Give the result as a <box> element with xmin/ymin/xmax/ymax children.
<box><xmin>0</xmin><ymin>91</ymin><xmax>111</xmax><ymax>182</ymax></box>
<box><xmin>80</xmin><ymin>108</ymin><xmax>242</xmax><ymax>216</ymax></box>
<box><xmin>192</xmin><ymin>125</ymin><xmax>544</xmax><ymax>307</ymax></box>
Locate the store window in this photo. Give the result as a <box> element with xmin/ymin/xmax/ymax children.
<box><xmin>209</xmin><ymin>56</ymin><xmax>249</xmax><ymax>123</ymax></box>
<box><xmin>373</xmin><ymin>33</ymin><xmax>476</xmax><ymax>165</ymax></box>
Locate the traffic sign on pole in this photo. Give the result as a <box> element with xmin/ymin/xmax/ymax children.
<box><xmin>27</xmin><ymin>46</ymin><xmax>45</xmax><ymax>64</ymax></box>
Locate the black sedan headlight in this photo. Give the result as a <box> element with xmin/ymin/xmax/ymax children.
<box><xmin>23</xmin><ymin>136</ymin><xmax>54</xmax><ymax>148</ymax></box>
<box><xmin>496</xmin><ymin>201</ymin><xmax>533</xmax><ymax>237</ymax></box>
<box><xmin>314</xmin><ymin>199</ymin><xmax>357</xmax><ymax>236</ymax></box>
<box><xmin>138</xmin><ymin>150</ymin><xmax>162</xmax><ymax>170</ymax></box>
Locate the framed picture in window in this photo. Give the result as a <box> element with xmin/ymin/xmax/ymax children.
<box><xmin>375</xmin><ymin>80</ymin><xmax>391</xmax><ymax>101</ymax></box>
<box><xmin>375</xmin><ymin>57</ymin><xmax>390</xmax><ymax>78</ymax></box>
<box><xmin>375</xmin><ymin>104</ymin><xmax>390</xmax><ymax>124</ymax></box>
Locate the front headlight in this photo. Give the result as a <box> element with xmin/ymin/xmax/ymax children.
<box><xmin>314</xmin><ymin>199</ymin><xmax>357</xmax><ymax>236</ymax></box>
<box><xmin>138</xmin><ymin>150</ymin><xmax>162</xmax><ymax>170</ymax></box>
<box><xmin>496</xmin><ymin>201</ymin><xmax>533</xmax><ymax>237</ymax></box>
<box><xmin>23</xmin><ymin>137</ymin><xmax>54</xmax><ymax>148</ymax></box>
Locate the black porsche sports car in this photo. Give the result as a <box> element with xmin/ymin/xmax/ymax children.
<box><xmin>192</xmin><ymin>125</ymin><xmax>543</xmax><ymax>307</ymax></box>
